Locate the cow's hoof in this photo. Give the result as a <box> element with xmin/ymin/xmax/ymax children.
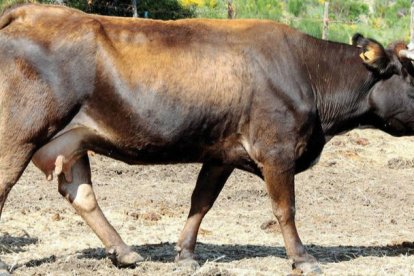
<box><xmin>176</xmin><ymin>257</ymin><xmax>200</xmax><ymax>271</ymax></box>
<box><xmin>107</xmin><ymin>246</ymin><xmax>144</xmax><ymax>267</ymax></box>
<box><xmin>291</xmin><ymin>254</ymin><xmax>322</xmax><ymax>275</ymax></box>
<box><xmin>117</xmin><ymin>251</ymin><xmax>144</xmax><ymax>267</ymax></box>
<box><xmin>175</xmin><ymin>251</ymin><xmax>199</xmax><ymax>271</ymax></box>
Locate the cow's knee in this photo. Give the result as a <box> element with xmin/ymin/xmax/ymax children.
<box><xmin>273</xmin><ymin>204</ymin><xmax>295</xmax><ymax>226</ymax></box>
<box><xmin>59</xmin><ymin>181</ymin><xmax>98</xmax><ymax>213</ymax></box>
<box><xmin>73</xmin><ymin>184</ymin><xmax>97</xmax><ymax>213</ymax></box>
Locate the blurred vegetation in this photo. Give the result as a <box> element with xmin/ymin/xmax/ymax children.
<box><xmin>84</xmin><ymin>0</ymin><xmax>195</xmax><ymax>19</ymax></box>
<box><xmin>0</xmin><ymin>0</ymin><xmax>412</xmax><ymax>44</ymax></box>
<box><xmin>0</xmin><ymin>0</ymin><xmax>196</xmax><ymax>19</ymax></box>
<box><xmin>187</xmin><ymin>0</ymin><xmax>412</xmax><ymax>44</ymax></box>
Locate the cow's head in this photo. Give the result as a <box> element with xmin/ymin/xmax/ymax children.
<box><xmin>353</xmin><ymin>34</ymin><xmax>414</xmax><ymax>136</ymax></box>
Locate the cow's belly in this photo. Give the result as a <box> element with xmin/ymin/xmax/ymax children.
<box><xmin>32</xmin><ymin>111</ymin><xmax>259</xmax><ymax>181</ymax></box>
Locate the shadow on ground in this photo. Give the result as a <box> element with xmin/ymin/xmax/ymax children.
<box><xmin>0</xmin><ymin>234</ymin><xmax>38</xmax><ymax>254</ymax></box>
<box><xmin>77</xmin><ymin>241</ymin><xmax>414</xmax><ymax>264</ymax></box>
<box><xmin>4</xmin><ymin>241</ymin><xmax>414</xmax><ymax>271</ymax></box>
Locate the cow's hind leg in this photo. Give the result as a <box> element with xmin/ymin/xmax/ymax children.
<box><xmin>57</xmin><ymin>155</ymin><xmax>143</xmax><ymax>267</ymax></box>
<box><xmin>0</xmin><ymin>145</ymin><xmax>34</xmax><ymax>217</ymax></box>
<box><xmin>175</xmin><ymin>163</ymin><xmax>233</xmax><ymax>267</ymax></box>
<box><xmin>0</xmin><ymin>143</ymin><xmax>36</xmax><ymax>275</ymax></box>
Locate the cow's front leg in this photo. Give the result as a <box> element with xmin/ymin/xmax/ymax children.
<box><xmin>263</xmin><ymin>163</ymin><xmax>321</xmax><ymax>274</ymax></box>
<box><xmin>57</xmin><ymin>155</ymin><xmax>143</xmax><ymax>266</ymax></box>
<box><xmin>176</xmin><ymin>163</ymin><xmax>233</xmax><ymax>267</ymax></box>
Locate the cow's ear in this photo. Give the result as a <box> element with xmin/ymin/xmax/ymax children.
<box><xmin>352</xmin><ymin>33</ymin><xmax>390</xmax><ymax>74</ymax></box>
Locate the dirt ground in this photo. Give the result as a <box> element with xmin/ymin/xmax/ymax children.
<box><xmin>1</xmin><ymin>129</ymin><xmax>414</xmax><ymax>275</ymax></box>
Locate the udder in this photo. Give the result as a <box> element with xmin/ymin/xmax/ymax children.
<box><xmin>32</xmin><ymin>127</ymin><xmax>98</xmax><ymax>182</ymax></box>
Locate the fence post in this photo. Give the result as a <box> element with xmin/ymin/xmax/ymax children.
<box><xmin>132</xmin><ymin>0</ymin><xmax>138</xmax><ymax>18</ymax></box>
<box><xmin>228</xmin><ymin>0</ymin><xmax>234</xmax><ymax>19</ymax></box>
<box><xmin>410</xmin><ymin>0</ymin><xmax>414</xmax><ymax>49</ymax></box>
<box><xmin>322</xmin><ymin>1</ymin><xmax>329</xmax><ymax>40</ymax></box>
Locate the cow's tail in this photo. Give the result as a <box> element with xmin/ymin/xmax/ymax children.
<box><xmin>0</xmin><ymin>13</ymin><xmax>13</xmax><ymax>30</ymax></box>
<box><xmin>0</xmin><ymin>4</ymin><xmax>26</xmax><ymax>30</ymax></box>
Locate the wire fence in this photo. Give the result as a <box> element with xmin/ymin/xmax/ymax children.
<box><xmin>53</xmin><ymin>1</ymin><xmax>412</xmax><ymax>44</ymax></box>
<box><xmin>84</xmin><ymin>2</ymin><xmax>195</xmax><ymax>19</ymax></box>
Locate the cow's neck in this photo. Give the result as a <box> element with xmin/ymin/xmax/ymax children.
<box><xmin>301</xmin><ymin>37</ymin><xmax>377</xmax><ymax>137</ymax></box>
<box><xmin>316</xmin><ymin>75</ymin><xmax>376</xmax><ymax>137</ymax></box>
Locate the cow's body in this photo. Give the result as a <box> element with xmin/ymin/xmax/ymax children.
<box><xmin>1</xmin><ymin>4</ymin><xmax>414</xmax><ymax>274</ymax></box>
<box><xmin>2</xmin><ymin>5</ymin><xmax>322</xmax><ymax>173</ymax></box>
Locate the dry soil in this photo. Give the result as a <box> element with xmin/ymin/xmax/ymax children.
<box><xmin>1</xmin><ymin>129</ymin><xmax>414</xmax><ymax>275</ymax></box>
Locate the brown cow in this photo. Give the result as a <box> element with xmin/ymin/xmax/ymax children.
<box><xmin>1</xmin><ymin>4</ymin><xmax>414</xmax><ymax>274</ymax></box>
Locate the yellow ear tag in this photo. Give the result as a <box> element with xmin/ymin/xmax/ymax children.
<box><xmin>360</xmin><ymin>48</ymin><xmax>377</xmax><ymax>63</ymax></box>
<box><xmin>363</xmin><ymin>49</ymin><xmax>376</xmax><ymax>62</ymax></box>
<box><xmin>359</xmin><ymin>52</ymin><xmax>368</xmax><ymax>61</ymax></box>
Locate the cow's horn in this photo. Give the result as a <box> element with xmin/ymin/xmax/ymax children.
<box><xmin>399</xmin><ymin>49</ymin><xmax>414</xmax><ymax>60</ymax></box>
